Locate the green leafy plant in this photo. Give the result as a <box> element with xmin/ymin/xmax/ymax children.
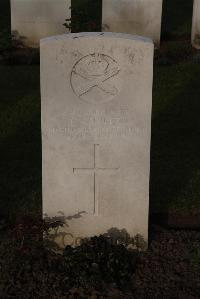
<box><xmin>0</xmin><ymin>29</ymin><xmax>12</xmax><ymax>53</ymax></box>
<box><xmin>63</xmin><ymin>6</ymin><xmax>72</xmax><ymax>31</ymax></box>
<box><xmin>190</xmin><ymin>245</ymin><xmax>200</xmax><ymax>267</ymax></box>
<box><xmin>63</xmin><ymin>0</ymin><xmax>101</xmax><ymax>33</ymax></box>
<box><xmin>0</xmin><ymin>215</ymin><xmax>141</xmax><ymax>298</ymax></box>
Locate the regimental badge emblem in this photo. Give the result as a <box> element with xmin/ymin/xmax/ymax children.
<box><xmin>71</xmin><ymin>53</ymin><xmax>121</xmax><ymax>104</ymax></box>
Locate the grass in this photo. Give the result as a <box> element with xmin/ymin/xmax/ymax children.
<box><xmin>0</xmin><ymin>0</ymin><xmax>200</xmax><ymax>218</ymax></box>
<box><xmin>0</xmin><ymin>65</ymin><xmax>41</xmax><ymax>219</ymax></box>
<box><xmin>151</xmin><ymin>61</ymin><xmax>200</xmax><ymax>213</ymax></box>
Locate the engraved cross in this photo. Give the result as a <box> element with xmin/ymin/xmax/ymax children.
<box><xmin>73</xmin><ymin>144</ymin><xmax>120</xmax><ymax>216</ymax></box>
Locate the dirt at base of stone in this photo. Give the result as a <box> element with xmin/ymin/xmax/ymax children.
<box><xmin>0</xmin><ymin>225</ymin><xmax>200</xmax><ymax>299</ymax></box>
<box><xmin>131</xmin><ymin>226</ymin><xmax>200</xmax><ymax>299</ymax></box>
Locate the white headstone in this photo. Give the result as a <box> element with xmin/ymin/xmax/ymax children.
<box><xmin>11</xmin><ymin>0</ymin><xmax>71</xmax><ymax>47</ymax></box>
<box><xmin>192</xmin><ymin>0</ymin><xmax>200</xmax><ymax>49</ymax></box>
<box><xmin>102</xmin><ymin>0</ymin><xmax>163</xmax><ymax>47</ymax></box>
<box><xmin>41</xmin><ymin>32</ymin><xmax>153</xmax><ymax>248</ymax></box>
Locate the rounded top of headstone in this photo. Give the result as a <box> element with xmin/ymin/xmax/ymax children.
<box><xmin>40</xmin><ymin>32</ymin><xmax>154</xmax><ymax>45</ymax></box>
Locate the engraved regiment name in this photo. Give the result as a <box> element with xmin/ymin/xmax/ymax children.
<box><xmin>48</xmin><ymin>106</ymin><xmax>144</xmax><ymax>140</ymax></box>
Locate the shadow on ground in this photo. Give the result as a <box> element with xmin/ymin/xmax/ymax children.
<box><xmin>151</xmin><ymin>62</ymin><xmax>200</xmax><ymax>214</ymax></box>
<box><xmin>0</xmin><ymin>66</ymin><xmax>41</xmax><ymax>219</ymax></box>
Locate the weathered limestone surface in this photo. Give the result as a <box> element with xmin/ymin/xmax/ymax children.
<box><xmin>11</xmin><ymin>0</ymin><xmax>71</xmax><ymax>47</ymax></box>
<box><xmin>102</xmin><ymin>0</ymin><xmax>163</xmax><ymax>47</ymax></box>
<box><xmin>41</xmin><ymin>32</ymin><xmax>154</xmax><ymax>248</ymax></box>
<box><xmin>192</xmin><ymin>0</ymin><xmax>200</xmax><ymax>49</ymax></box>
